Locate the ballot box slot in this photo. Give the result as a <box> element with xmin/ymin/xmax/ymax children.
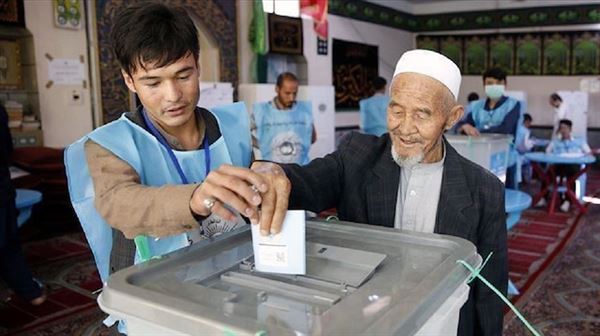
<box><xmin>299</xmin><ymin>242</ymin><xmax>386</xmax><ymax>288</ymax></box>
<box><xmin>220</xmin><ymin>271</ymin><xmax>341</xmax><ymax>306</ymax></box>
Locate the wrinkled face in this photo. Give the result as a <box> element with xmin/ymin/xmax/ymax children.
<box><xmin>387</xmin><ymin>73</ymin><xmax>463</xmax><ymax>164</ymax></box>
<box><xmin>558</xmin><ymin>123</ymin><xmax>571</xmax><ymax>138</ymax></box>
<box><xmin>122</xmin><ymin>53</ymin><xmax>200</xmax><ymax>133</ymax></box>
<box><xmin>275</xmin><ymin>79</ymin><xmax>298</xmax><ymax>108</ymax></box>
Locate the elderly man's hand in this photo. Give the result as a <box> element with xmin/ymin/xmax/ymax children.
<box><xmin>251</xmin><ymin>161</ymin><xmax>291</xmax><ymax>236</ymax></box>
<box><xmin>190</xmin><ymin>164</ymin><xmax>268</xmax><ymax>224</ymax></box>
<box><xmin>460</xmin><ymin>124</ymin><xmax>481</xmax><ymax>136</ymax></box>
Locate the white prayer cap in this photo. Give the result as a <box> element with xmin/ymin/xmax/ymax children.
<box><xmin>393</xmin><ymin>49</ymin><xmax>461</xmax><ymax>100</ymax></box>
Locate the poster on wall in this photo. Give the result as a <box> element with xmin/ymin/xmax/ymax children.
<box><xmin>489</xmin><ymin>35</ymin><xmax>515</xmax><ymax>74</ymax></box>
<box><xmin>53</xmin><ymin>0</ymin><xmax>82</xmax><ymax>30</ymax></box>
<box><xmin>440</xmin><ymin>36</ymin><xmax>463</xmax><ymax>70</ymax></box>
<box><xmin>332</xmin><ymin>39</ymin><xmax>378</xmax><ymax>109</ymax></box>
<box><xmin>416</xmin><ymin>35</ymin><xmax>439</xmax><ymax>52</ymax></box>
<box><xmin>464</xmin><ymin>36</ymin><xmax>488</xmax><ymax>75</ymax></box>
<box><xmin>572</xmin><ymin>31</ymin><xmax>600</xmax><ymax>75</ymax></box>
<box><xmin>0</xmin><ymin>0</ymin><xmax>25</xmax><ymax>27</ymax></box>
<box><xmin>515</xmin><ymin>33</ymin><xmax>541</xmax><ymax>75</ymax></box>
<box><xmin>268</xmin><ymin>14</ymin><xmax>303</xmax><ymax>55</ymax></box>
<box><xmin>48</xmin><ymin>58</ymin><xmax>85</xmax><ymax>85</ymax></box>
<box><xmin>543</xmin><ymin>33</ymin><xmax>570</xmax><ymax>75</ymax></box>
<box><xmin>0</xmin><ymin>40</ymin><xmax>22</xmax><ymax>90</ymax></box>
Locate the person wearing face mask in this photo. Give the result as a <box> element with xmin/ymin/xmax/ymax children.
<box><xmin>253</xmin><ymin>49</ymin><xmax>507</xmax><ymax>336</ymax></box>
<box><xmin>456</xmin><ymin>67</ymin><xmax>521</xmax><ymax>188</ymax></box>
<box><xmin>250</xmin><ymin>72</ymin><xmax>317</xmax><ymax>165</ymax></box>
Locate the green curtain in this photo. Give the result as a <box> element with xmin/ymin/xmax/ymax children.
<box><xmin>249</xmin><ymin>0</ymin><xmax>268</xmax><ymax>82</ymax></box>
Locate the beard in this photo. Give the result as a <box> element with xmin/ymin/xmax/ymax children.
<box><xmin>391</xmin><ymin>145</ymin><xmax>424</xmax><ymax>168</ymax></box>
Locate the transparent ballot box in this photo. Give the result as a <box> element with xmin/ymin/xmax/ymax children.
<box><xmin>98</xmin><ymin>220</ymin><xmax>481</xmax><ymax>335</ymax></box>
<box><xmin>447</xmin><ymin>134</ymin><xmax>512</xmax><ymax>183</ymax></box>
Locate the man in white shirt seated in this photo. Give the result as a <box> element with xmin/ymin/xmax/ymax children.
<box><xmin>545</xmin><ymin>118</ymin><xmax>591</xmax><ymax>211</ymax></box>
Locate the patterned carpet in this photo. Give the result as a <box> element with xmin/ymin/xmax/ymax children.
<box><xmin>507</xmin><ymin>210</ymin><xmax>581</xmax><ymax>295</ymax></box>
<box><xmin>0</xmin><ymin>233</ymin><xmax>106</xmax><ymax>336</ymax></box>
<box><xmin>503</xmin><ymin>203</ymin><xmax>600</xmax><ymax>335</ymax></box>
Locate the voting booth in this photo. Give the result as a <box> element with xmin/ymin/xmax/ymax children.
<box><xmin>447</xmin><ymin>134</ymin><xmax>513</xmax><ymax>183</ymax></box>
<box><xmin>99</xmin><ymin>220</ymin><xmax>481</xmax><ymax>335</ymax></box>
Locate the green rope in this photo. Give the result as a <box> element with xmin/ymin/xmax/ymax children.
<box><xmin>134</xmin><ymin>235</ymin><xmax>152</xmax><ymax>262</ymax></box>
<box><xmin>457</xmin><ymin>253</ymin><xmax>541</xmax><ymax>336</ymax></box>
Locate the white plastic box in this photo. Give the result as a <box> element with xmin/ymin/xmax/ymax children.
<box><xmin>99</xmin><ymin>220</ymin><xmax>481</xmax><ymax>335</ymax></box>
<box><xmin>447</xmin><ymin>134</ymin><xmax>512</xmax><ymax>183</ymax></box>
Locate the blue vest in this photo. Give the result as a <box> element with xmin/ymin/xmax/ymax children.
<box><xmin>65</xmin><ymin>103</ymin><xmax>251</xmax><ymax>283</ymax></box>
<box><xmin>253</xmin><ymin>101</ymin><xmax>313</xmax><ymax>165</ymax></box>
<box><xmin>515</xmin><ymin>125</ymin><xmax>531</xmax><ymax>154</ymax></box>
<box><xmin>469</xmin><ymin>96</ymin><xmax>520</xmax><ymax>133</ymax></box>
<box><xmin>549</xmin><ymin>137</ymin><xmax>588</xmax><ymax>155</ymax></box>
<box><xmin>469</xmin><ymin>96</ymin><xmax>521</xmax><ymax>168</ymax></box>
<box><xmin>359</xmin><ymin>95</ymin><xmax>389</xmax><ymax>136</ymax></box>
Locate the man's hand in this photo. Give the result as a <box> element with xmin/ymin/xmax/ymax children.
<box><xmin>460</xmin><ymin>124</ymin><xmax>481</xmax><ymax>136</ymax></box>
<box><xmin>251</xmin><ymin>161</ymin><xmax>291</xmax><ymax>236</ymax></box>
<box><xmin>190</xmin><ymin>164</ymin><xmax>268</xmax><ymax>224</ymax></box>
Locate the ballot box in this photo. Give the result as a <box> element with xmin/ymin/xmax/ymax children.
<box><xmin>98</xmin><ymin>220</ymin><xmax>481</xmax><ymax>335</ymax></box>
<box><xmin>447</xmin><ymin>134</ymin><xmax>512</xmax><ymax>183</ymax></box>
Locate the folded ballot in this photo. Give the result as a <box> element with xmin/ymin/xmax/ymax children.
<box><xmin>251</xmin><ymin>210</ymin><xmax>306</xmax><ymax>274</ymax></box>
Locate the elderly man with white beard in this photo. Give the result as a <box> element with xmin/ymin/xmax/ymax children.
<box><xmin>253</xmin><ymin>49</ymin><xmax>508</xmax><ymax>336</ymax></box>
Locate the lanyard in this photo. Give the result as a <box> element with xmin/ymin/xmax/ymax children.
<box><xmin>142</xmin><ymin>110</ymin><xmax>211</xmax><ymax>184</ymax></box>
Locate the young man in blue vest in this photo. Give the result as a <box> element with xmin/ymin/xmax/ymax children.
<box><xmin>66</xmin><ymin>2</ymin><xmax>288</xmax><ymax>292</ymax></box>
<box><xmin>251</xmin><ymin>72</ymin><xmax>316</xmax><ymax>164</ymax></box>
<box><xmin>456</xmin><ymin>67</ymin><xmax>521</xmax><ymax>188</ymax></box>
<box><xmin>359</xmin><ymin>76</ymin><xmax>390</xmax><ymax>136</ymax></box>
<box><xmin>66</xmin><ymin>3</ymin><xmax>290</xmax><ymax>333</ymax></box>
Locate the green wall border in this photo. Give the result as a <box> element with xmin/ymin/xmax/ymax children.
<box><xmin>329</xmin><ymin>0</ymin><xmax>600</xmax><ymax>32</ymax></box>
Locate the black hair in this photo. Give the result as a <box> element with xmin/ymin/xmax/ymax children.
<box><xmin>524</xmin><ymin>113</ymin><xmax>532</xmax><ymax>122</ymax></box>
<box><xmin>373</xmin><ymin>76</ymin><xmax>387</xmax><ymax>91</ymax></box>
<box><xmin>482</xmin><ymin>67</ymin><xmax>507</xmax><ymax>82</ymax></box>
<box><xmin>467</xmin><ymin>92</ymin><xmax>479</xmax><ymax>102</ymax></box>
<box><xmin>110</xmin><ymin>2</ymin><xmax>199</xmax><ymax>76</ymax></box>
<box><xmin>550</xmin><ymin>93</ymin><xmax>562</xmax><ymax>102</ymax></box>
<box><xmin>276</xmin><ymin>72</ymin><xmax>298</xmax><ymax>87</ymax></box>
<box><xmin>559</xmin><ymin>119</ymin><xmax>572</xmax><ymax>128</ymax></box>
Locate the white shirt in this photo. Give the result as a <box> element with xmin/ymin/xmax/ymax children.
<box><xmin>552</xmin><ymin>103</ymin><xmax>579</xmax><ymax>139</ymax></box>
<box><xmin>393</xmin><ymin>147</ymin><xmax>445</xmax><ymax>233</ymax></box>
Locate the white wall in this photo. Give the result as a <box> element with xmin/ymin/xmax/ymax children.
<box><xmin>24</xmin><ymin>0</ymin><xmax>93</xmax><ymax>148</ymax></box>
<box><xmin>237</xmin><ymin>0</ymin><xmax>253</xmax><ymax>85</ymax></box>
<box><xmin>305</xmin><ymin>15</ymin><xmax>413</xmax><ymax>127</ymax></box>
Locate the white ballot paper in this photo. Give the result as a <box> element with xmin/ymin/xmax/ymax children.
<box><xmin>251</xmin><ymin>210</ymin><xmax>306</xmax><ymax>274</ymax></box>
